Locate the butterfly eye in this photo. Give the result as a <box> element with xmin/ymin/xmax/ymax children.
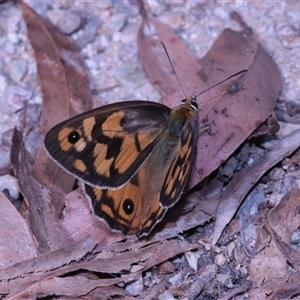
<box><xmin>181</xmin><ymin>99</ymin><xmax>187</xmax><ymax>105</ymax></box>
<box><xmin>191</xmin><ymin>101</ymin><xmax>198</xmax><ymax>111</ymax></box>
<box><xmin>123</xmin><ymin>198</ymin><xmax>134</xmax><ymax>215</ymax></box>
<box><xmin>68</xmin><ymin>130</ymin><xmax>81</xmax><ymax>144</ymax></box>
<box><xmin>180</xmin><ymin>99</ymin><xmax>198</xmax><ymax>111</ymax></box>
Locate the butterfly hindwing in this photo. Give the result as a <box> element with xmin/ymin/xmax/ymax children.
<box><xmin>45</xmin><ymin>101</ymin><xmax>170</xmax><ymax>189</ymax></box>
<box><xmin>160</xmin><ymin>114</ymin><xmax>198</xmax><ymax>207</ymax></box>
<box><xmin>84</xmin><ymin>171</ymin><xmax>166</xmax><ymax>237</ymax></box>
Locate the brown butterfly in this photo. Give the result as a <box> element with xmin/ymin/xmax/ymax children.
<box><xmin>44</xmin><ymin>96</ymin><xmax>199</xmax><ymax>237</ymax></box>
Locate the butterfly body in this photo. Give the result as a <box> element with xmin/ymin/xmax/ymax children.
<box><xmin>45</xmin><ymin>97</ymin><xmax>199</xmax><ymax>237</ymax></box>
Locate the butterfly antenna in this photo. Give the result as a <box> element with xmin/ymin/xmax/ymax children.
<box><xmin>161</xmin><ymin>42</ymin><xmax>187</xmax><ymax>99</ymax></box>
<box><xmin>195</xmin><ymin>70</ymin><xmax>247</xmax><ymax>98</ymax></box>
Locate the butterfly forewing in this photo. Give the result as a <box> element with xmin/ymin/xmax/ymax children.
<box><xmin>44</xmin><ymin>101</ymin><xmax>170</xmax><ymax>189</ymax></box>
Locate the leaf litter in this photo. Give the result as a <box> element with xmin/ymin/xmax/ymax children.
<box><xmin>0</xmin><ymin>0</ymin><xmax>300</xmax><ymax>299</ymax></box>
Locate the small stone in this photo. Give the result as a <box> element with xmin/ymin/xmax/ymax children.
<box><xmin>157</xmin><ymin>261</ymin><xmax>176</xmax><ymax>275</ymax></box>
<box><xmin>158</xmin><ymin>290</ymin><xmax>176</xmax><ymax>300</ymax></box>
<box><xmin>169</xmin><ymin>272</ymin><xmax>182</xmax><ymax>286</ymax></box>
<box><xmin>58</xmin><ymin>11</ymin><xmax>81</xmax><ymax>35</ymax></box>
<box><xmin>185</xmin><ymin>251</ymin><xmax>200</xmax><ymax>272</ymax></box>
<box><xmin>7</xmin><ymin>59</ymin><xmax>27</xmax><ymax>83</ymax></box>
<box><xmin>7</xmin><ymin>32</ymin><xmax>19</xmax><ymax>44</ymax></box>
<box><xmin>226</xmin><ymin>241</ymin><xmax>236</xmax><ymax>261</ymax></box>
<box><xmin>125</xmin><ymin>276</ymin><xmax>143</xmax><ymax>296</ymax></box>
<box><xmin>0</xmin><ymin>74</ymin><xmax>7</xmax><ymax>96</ymax></box>
<box><xmin>73</xmin><ymin>17</ymin><xmax>101</xmax><ymax>49</ymax></box>
<box><xmin>268</xmin><ymin>167</ymin><xmax>284</xmax><ymax>181</ymax></box>
<box><xmin>0</xmin><ymin>174</ymin><xmax>20</xmax><ymax>199</ymax></box>
<box><xmin>6</xmin><ymin>9</ymin><xmax>22</xmax><ymax>32</ymax></box>
<box><xmin>47</xmin><ymin>9</ymin><xmax>63</xmax><ymax>26</ymax></box>
<box><xmin>214</xmin><ymin>253</ymin><xmax>226</xmax><ymax>266</ymax></box>
<box><xmin>214</xmin><ymin>6</ymin><xmax>229</xmax><ymax>21</ymax></box>
<box><xmin>4</xmin><ymin>41</ymin><xmax>15</xmax><ymax>55</ymax></box>
<box><xmin>4</xmin><ymin>85</ymin><xmax>32</xmax><ymax>110</ymax></box>
<box><xmin>286</xmin><ymin>9</ymin><xmax>300</xmax><ymax>30</ymax></box>
<box><xmin>291</xmin><ymin>228</ymin><xmax>300</xmax><ymax>244</ymax></box>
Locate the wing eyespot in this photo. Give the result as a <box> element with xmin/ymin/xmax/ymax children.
<box><xmin>68</xmin><ymin>130</ymin><xmax>81</xmax><ymax>144</ymax></box>
<box><xmin>123</xmin><ymin>198</ymin><xmax>134</xmax><ymax>215</ymax></box>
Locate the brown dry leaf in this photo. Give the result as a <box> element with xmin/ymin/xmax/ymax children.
<box><xmin>11</xmin><ymin>128</ymin><xmax>68</xmax><ymax>253</ymax></box>
<box><xmin>212</xmin><ymin>128</ymin><xmax>300</xmax><ymax>247</ymax></box>
<box><xmin>267</xmin><ymin>271</ymin><xmax>300</xmax><ymax>300</ymax></box>
<box><xmin>77</xmin><ymin>238</ymin><xmax>197</xmax><ymax>275</ymax></box>
<box><xmin>20</xmin><ymin>2</ymin><xmax>92</xmax><ymax>202</ymax></box>
<box><xmin>15</xmin><ymin>275</ymin><xmax>131</xmax><ymax>300</ymax></box>
<box><xmin>0</xmin><ymin>236</ymin><xmax>97</xmax><ymax>297</ymax></box>
<box><xmin>61</xmin><ymin>188</ymin><xmax>125</xmax><ymax>247</ymax></box>
<box><xmin>272</xmin><ymin>228</ymin><xmax>300</xmax><ymax>271</ymax></box>
<box><xmin>0</xmin><ymin>191</ymin><xmax>37</xmax><ymax>269</ymax></box>
<box><xmin>263</xmin><ymin>189</ymin><xmax>300</xmax><ymax>248</ymax></box>
<box><xmin>1</xmin><ymin>239</ymin><xmax>194</xmax><ymax>299</ymax></box>
<box><xmin>137</xmin><ymin>15</ymin><xmax>206</xmax><ymax>96</ymax></box>
<box><xmin>248</xmin><ymin>189</ymin><xmax>300</xmax><ymax>298</ymax></box>
<box><xmin>137</xmin><ymin>12</ymin><xmax>282</xmax><ymax>189</ymax></box>
<box><xmin>249</xmin><ymin>236</ymin><xmax>286</xmax><ymax>288</ymax></box>
<box><xmin>246</xmin><ymin>188</ymin><xmax>300</xmax><ymax>299</ymax></box>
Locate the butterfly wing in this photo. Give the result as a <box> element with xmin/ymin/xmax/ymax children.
<box><xmin>159</xmin><ymin>114</ymin><xmax>199</xmax><ymax>207</ymax></box>
<box><xmin>84</xmin><ymin>166</ymin><xmax>166</xmax><ymax>237</ymax></box>
<box><xmin>45</xmin><ymin>101</ymin><xmax>170</xmax><ymax>188</ymax></box>
<box><xmin>84</xmin><ymin>109</ymin><xmax>199</xmax><ymax>237</ymax></box>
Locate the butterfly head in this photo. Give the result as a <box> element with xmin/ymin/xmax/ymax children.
<box><xmin>180</xmin><ymin>95</ymin><xmax>198</xmax><ymax>112</ymax></box>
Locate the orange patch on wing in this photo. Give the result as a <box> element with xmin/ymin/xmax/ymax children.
<box><xmin>74</xmin><ymin>159</ymin><xmax>87</xmax><ymax>172</ymax></box>
<box><xmin>74</xmin><ymin>138</ymin><xmax>86</xmax><ymax>152</ymax></box>
<box><xmin>93</xmin><ymin>143</ymin><xmax>113</xmax><ymax>177</ymax></box>
<box><xmin>101</xmin><ymin>112</ymin><xmax>125</xmax><ymax>137</ymax></box>
<box><xmin>83</xmin><ymin>117</ymin><xmax>96</xmax><ymax>141</ymax></box>
<box><xmin>114</xmin><ymin>136</ymin><xmax>140</xmax><ymax>173</ymax></box>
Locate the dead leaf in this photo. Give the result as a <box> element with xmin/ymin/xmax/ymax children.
<box><xmin>20</xmin><ymin>2</ymin><xmax>92</xmax><ymax>201</ymax></box>
<box><xmin>11</xmin><ymin>128</ymin><xmax>68</xmax><ymax>253</ymax></box>
<box><xmin>268</xmin><ymin>271</ymin><xmax>300</xmax><ymax>300</ymax></box>
<box><xmin>15</xmin><ymin>275</ymin><xmax>131</xmax><ymax>300</ymax></box>
<box><xmin>0</xmin><ymin>236</ymin><xmax>97</xmax><ymax>297</ymax></box>
<box><xmin>137</xmin><ymin>12</ymin><xmax>282</xmax><ymax>189</ymax></box>
<box><xmin>78</xmin><ymin>238</ymin><xmax>197</xmax><ymax>275</ymax></box>
<box><xmin>249</xmin><ymin>236</ymin><xmax>286</xmax><ymax>287</ymax></box>
<box><xmin>212</xmin><ymin>128</ymin><xmax>300</xmax><ymax>247</ymax></box>
<box><xmin>61</xmin><ymin>187</ymin><xmax>125</xmax><ymax>247</ymax></box>
<box><xmin>255</xmin><ymin>190</ymin><xmax>300</xmax><ymax>270</ymax></box>
<box><xmin>0</xmin><ymin>191</ymin><xmax>37</xmax><ymax>269</ymax></box>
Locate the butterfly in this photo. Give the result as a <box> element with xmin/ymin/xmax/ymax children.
<box><xmin>44</xmin><ymin>96</ymin><xmax>200</xmax><ymax>237</ymax></box>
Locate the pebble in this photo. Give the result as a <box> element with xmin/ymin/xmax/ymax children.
<box><xmin>125</xmin><ymin>276</ymin><xmax>143</xmax><ymax>296</ymax></box>
<box><xmin>73</xmin><ymin>17</ymin><xmax>101</xmax><ymax>49</ymax></box>
<box><xmin>7</xmin><ymin>59</ymin><xmax>27</xmax><ymax>82</ymax></box>
<box><xmin>0</xmin><ymin>174</ymin><xmax>20</xmax><ymax>199</ymax></box>
<box><xmin>7</xmin><ymin>32</ymin><xmax>19</xmax><ymax>44</ymax></box>
<box><xmin>214</xmin><ymin>253</ymin><xmax>226</xmax><ymax>266</ymax></box>
<box><xmin>185</xmin><ymin>251</ymin><xmax>200</xmax><ymax>272</ymax></box>
<box><xmin>58</xmin><ymin>11</ymin><xmax>82</xmax><ymax>35</ymax></box>
<box><xmin>0</xmin><ymin>74</ymin><xmax>7</xmax><ymax>97</ymax></box>
<box><xmin>4</xmin><ymin>85</ymin><xmax>32</xmax><ymax>110</ymax></box>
